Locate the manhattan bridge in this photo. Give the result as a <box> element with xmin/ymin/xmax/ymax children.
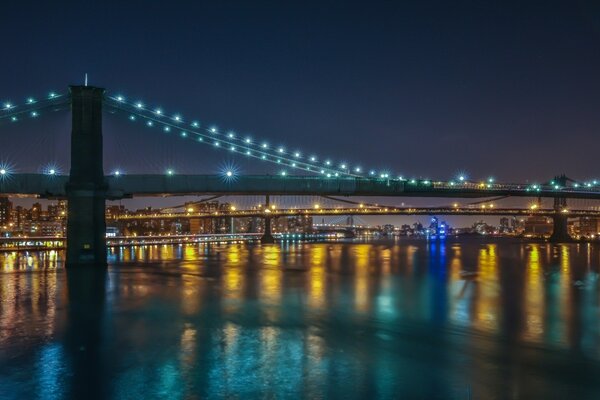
<box><xmin>2</xmin><ymin>85</ymin><xmax>600</xmax><ymax>266</ymax></box>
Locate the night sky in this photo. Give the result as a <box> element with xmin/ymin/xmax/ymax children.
<box><xmin>1</xmin><ymin>1</ymin><xmax>600</xmax><ymax>223</ymax></box>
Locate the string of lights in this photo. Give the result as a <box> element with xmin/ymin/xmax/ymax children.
<box><xmin>0</xmin><ymin>92</ymin><xmax>70</xmax><ymax>124</ymax></box>
<box><xmin>104</xmin><ymin>93</ymin><xmax>369</xmax><ymax>178</ymax></box>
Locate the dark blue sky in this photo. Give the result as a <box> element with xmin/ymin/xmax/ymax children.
<box><xmin>1</xmin><ymin>0</ymin><xmax>599</xmax><ymax>185</ymax></box>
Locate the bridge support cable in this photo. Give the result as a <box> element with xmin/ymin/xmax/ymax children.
<box><xmin>103</xmin><ymin>94</ymin><xmax>365</xmax><ymax>178</ymax></box>
<box><xmin>0</xmin><ymin>93</ymin><xmax>70</xmax><ymax>127</ymax></box>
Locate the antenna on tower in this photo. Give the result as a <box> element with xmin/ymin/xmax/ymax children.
<box><xmin>84</xmin><ymin>73</ymin><xmax>88</xmax><ymax>86</ymax></box>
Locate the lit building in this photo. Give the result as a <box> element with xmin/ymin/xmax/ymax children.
<box><xmin>0</xmin><ymin>197</ymin><xmax>12</xmax><ymax>225</ymax></box>
<box><xmin>524</xmin><ymin>216</ymin><xmax>553</xmax><ymax>235</ymax></box>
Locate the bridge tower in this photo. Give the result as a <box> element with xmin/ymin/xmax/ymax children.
<box><xmin>261</xmin><ymin>195</ymin><xmax>275</xmax><ymax>243</ymax></box>
<box><xmin>66</xmin><ymin>86</ymin><xmax>107</xmax><ymax>267</ymax></box>
<box><xmin>549</xmin><ymin>174</ymin><xmax>571</xmax><ymax>242</ymax></box>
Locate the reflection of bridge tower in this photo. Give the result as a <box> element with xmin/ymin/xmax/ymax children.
<box><xmin>66</xmin><ymin>86</ymin><xmax>107</xmax><ymax>267</ymax></box>
<box><xmin>549</xmin><ymin>174</ymin><xmax>572</xmax><ymax>242</ymax></box>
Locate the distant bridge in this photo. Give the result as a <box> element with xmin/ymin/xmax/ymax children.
<box><xmin>110</xmin><ymin>206</ymin><xmax>598</xmax><ymax>220</ymax></box>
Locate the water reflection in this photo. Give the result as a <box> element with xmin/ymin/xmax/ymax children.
<box><xmin>2</xmin><ymin>238</ymin><xmax>600</xmax><ymax>398</ymax></box>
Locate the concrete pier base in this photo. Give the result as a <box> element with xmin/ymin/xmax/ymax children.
<box><xmin>549</xmin><ymin>214</ymin><xmax>572</xmax><ymax>242</ymax></box>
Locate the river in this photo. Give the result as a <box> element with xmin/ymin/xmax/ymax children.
<box><xmin>1</xmin><ymin>238</ymin><xmax>600</xmax><ymax>399</ymax></box>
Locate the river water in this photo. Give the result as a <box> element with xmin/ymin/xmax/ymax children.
<box><xmin>1</xmin><ymin>238</ymin><xmax>600</xmax><ymax>399</ymax></box>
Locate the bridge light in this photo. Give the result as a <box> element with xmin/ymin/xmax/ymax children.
<box><xmin>214</xmin><ymin>141</ymin><xmax>220</xmax><ymax>146</ymax></box>
<box><xmin>280</xmin><ymin>171</ymin><xmax>287</xmax><ymax>176</ymax></box>
<box><xmin>310</xmin><ymin>156</ymin><xmax>316</xmax><ymax>162</ymax></box>
<box><xmin>586</xmin><ymin>183</ymin><xmax>592</xmax><ymax>187</ymax></box>
<box><xmin>187</xmin><ymin>207</ymin><xmax>194</xmax><ymax>213</ymax></box>
<box><xmin>449</xmin><ymin>181</ymin><xmax>455</xmax><ymax>186</ymax></box>
<box><xmin>210</xmin><ymin>127</ymin><xmax>217</xmax><ymax>133</ymax></box>
<box><xmin>246</xmin><ymin>150</ymin><xmax>251</xmax><ymax>155</ymax></box>
<box><xmin>146</xmin><ymin>121</ymin><xmax>153</xmax><ymax>126</ymax></box>
<box><xmin>231</xmin><ymin>206</ymin><xmax>236</xmax><ymax>211</ymax></box>
<box><xmin>458</xmin><ymin>175</ymin><xmax>465</xmax><ymax>182</ymax></box>
<box><xmin>31</xmin><ymin>111</ymin><xmax>38</xmax><ymax>117</ymax></box>
<box><xmin>164</xmin><ymin>126</ymin><xmax>171</xmax><ymax>132</ymax></box>
<box><xmin>129</xmin><ymin>115</ymin><xmax>136</xmax><ymax>121</ymax></box>
<box><xmin>49</xmin><ymin>92</ymin><xmax>57</xmax><ymax>98</ymax></box>
<box><xmin>11</xmin><ymin>116</ymin><xmax>17</xmax><ymax>122</ymax></box>
<box><xmin>4</xmin><ymin>102</ymin><xmax>12</xmax><ymax>110</ymax></box>
<box><xmin>530</xmin><ymin>203</ymin><xmax>538</xmax><ymax>210</ymax></box>
<box><xmin>114</xmin><ymin>170</ymin><xmax>121</xmax><ymax>176</ymax></box>
<box><xmin>174</xmin><ymin>115</ymin><xmax>182</xmax><ymax>122</ymax></box>
<box><xmin>562</xmin><ymin>208</ymin><xmax>568</xmax><ymax>213</ymax></box>
<box><xmin>245</xmin><ymin>137</ymin><xmax>252</xmax><ymax>144</ymax></box>
<box><xmin>325</xmin><ymin>160</ymin><xmax>331</xmax><ymax>166</ymax></box>
<box><xmin>181</xmin><ymin>131</ymin><xmax>187</xmax><ymax>137</ymax></box>
<box><xmin>453</xmin><ymin>203</ymin><xmax>458</xmax><ymax>208</ymax></box>
<box><xmin>27</xmin><ymin>98</ymin><xmax>35</xmax><ymax>104</ymax></box>
<box><xmin>554</xmin><ymin>185</ymin><xmax>560</xmax><ymax>189</ymax></box>
<box><xmin>197</xmin><ymin>137</ymin><xmax>203</xmax><ymax>142</ymax></box>
<box><xmin>154</xmin><ymin>108</ymin><xmax>162</xmax><ymax>115</ymax></box>
<box><xmin>48</xmin><ymin>169</ymin><xmax>56</xmax><ymax>175</ymax></box>
<box><xmin>191</xmin><ymin>121</ymin><xmax>199</xmax><ymax>128</ymax></box>
<box><xmin>340</xmin><ymin>163</ymin><xmax>347</xmax><ymax>169</ymax></box>
<box><xmin>278</xmin><ymin>147</ymin><xmax>285</xmax><ymax>153</ymax></box>
<box><xmin>314</xmin><ymin>204</ymin><xmax>320</xmax><ymax>209</ymax></box>
<box><xmin>326</xmin><ymin>173</ymin><xmax>331</xmax><ymax>177</ymax></box>
<box><xmin>292</xmin><ymin>162</ymin><xmax>296</xmax><ymax>167</ymax></box>
<box><xmin>334</xmin><ymin>172</ymin><xmax>339</xmax><ymax>177</ymax></box>
<box><xmin>116</xmin><ymin>96</ymin><xmax>124</xmax><ymax>102</ymax></box>
<box><xmin>574</xmin><ymin>183</ymin><xmax>579</xmax><ymax>188</ymax></box>
<box><xmin>355</xmin><ymin>167</ymin><xmax>361</xmax><ymax>173</ymax></box>
<box><xmin>0</xmin><ymin>169</ymin><xmax>7</xmax><ymax>175</ymax></box>
<box><xmin>370</xmin><ymin>170</ymin><xmax>375</xmax><ymax>176</ymax></box>
<box><xmin>261</xmin><ymin>155</ymin><xmax>266</xmax><ymax>159</ymax></box>
<box><xmin>262</xmin><ymin>143</ymin><xmax>268</xmax><ymax>149</ymax></box>
<box><xmin>488</xmin><ymin>177</ymin><xmax>494</xmax><ymax>183</ymax></box>
<box><xmin>230</xmin><ymin>146</ymin><xmax>235</xmax><ymax>151</ymax></box>
<box><xmin>228</xmin><ymin>132</ymin><xmax>235</xmax><ymax>138</ymax></box>
<box><xmin>294</xmin><ymin>152</ymin><xmax>301</xmax><ymax>158</ymax></box>
<box><xmin>594</xmin><ymin>180</ymin><xmax>598</xmax><ymax>185</ymax></box>
<box><xmin>135</xmin><ymin>102</ymin><xmax>143</xmax><ymax>108</ymax></box>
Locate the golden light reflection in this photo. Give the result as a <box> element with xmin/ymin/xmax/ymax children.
<box><xmin>354</xmin><ymin>245</ymin><xmax>370</xmax><ymax>312</ymax></box>
<box><xmin>558</xmin><ymin>245</ymin><xmax>571</xmax><ymax>344</ymax></box>
<box><xmin>523</xmin><ymin>244</ymin><xmax>544</xmax><ymax>342</ymax></box>
<box><xmin>179</xmin><ymin>324</ymin><xmax>197</xmax><ymax>371</ymax></box>
<box><xmin>308</xmin><ymin>245</ymin><xmax>326</xmax><ymax>309</ymax></box>
<box><xmin>473</xmin><ymin>244</ymin><xmax>498</xmax><ymax>332</ymax></box>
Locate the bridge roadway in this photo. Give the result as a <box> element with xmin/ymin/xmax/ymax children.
<box><xmin>111</xmin><ymin>206</ymin><xmax>600</xmax><ymax>220</ymax></box>
<box><xmin>4</xmin><ymin>174</ymin><xmax>600</xmax><ymax>199</ymax></box>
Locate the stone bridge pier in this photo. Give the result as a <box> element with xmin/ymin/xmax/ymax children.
<box><xmin>66</xmin><ymin>86</ymin><xmax>107</xmax><ymax>267</ymax></box>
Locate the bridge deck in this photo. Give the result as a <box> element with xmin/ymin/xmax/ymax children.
<box><xmin>3</xmin><ymin>174</ymin><xmax>600</xmax><ymax>199</ymax></box>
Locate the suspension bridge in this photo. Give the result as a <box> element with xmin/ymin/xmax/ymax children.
<box><xmin>2</xmin><ymin>85</ymin><xmax>600</xmax><ymax>266</ymax></box>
